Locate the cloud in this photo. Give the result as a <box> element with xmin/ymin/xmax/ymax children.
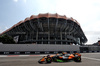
<box><xmin>54</xmin><ymin>0</ymin><xmax>100</xmax><ymax>44</ymax></box>
<box><xmin>86</xmin><ymin>34</ymin><xmax>100</xmax><ymax>44</ymax></box>
<box><xmin>2</xmin><ymin>0</ymin><xmax>100</xmax><ymax>44</ymax></box>
<box><xmin>13</xmin><ymin>0</ymin><xmax>18</xmax><ymax>2</ymax></box>
<box><xmin>0</xmin><ymin>27</ymin><xmax>8</xmax><ymax>34</ymax></box>
<box><xmin>0</xmin><ymin>30</ymin><xmax>2</xmax><ymax>33</ymax></box>
<box><xmin>23</xmin><ymin>0</ymin><xmax>27</xmax><ymax>3</ymax></box>
<box><xmin>0</xmin><ymin>27</ymin><xmax>3</xmax><ymax>33</ymax></box>
<box><xmin>0</xmin><ymin>30</ymin><xmax>3</xmax><ymax>33</ymax></box>
<box><xmin>5</xmin><ymin>27</ymin><xmax>8</xmax><ymax>30</ymax></box>
<box><xmin>13</xmin><ymin>0</ymin><xmax>27</xmax><ymax>3</ymax></box>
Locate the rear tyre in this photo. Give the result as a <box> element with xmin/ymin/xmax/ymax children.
<box><xmin>54</xmin><ymin>58</ymin><xmax>57</xmax><ymax>62</ymax></box>
<box><xmin>74</xmin><ymin>56</ymin><xmax>81</xmax><ymax>62</ymax></box>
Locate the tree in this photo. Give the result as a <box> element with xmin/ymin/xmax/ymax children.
<box><xmin>0</xmin><ymin>34</ymin><xmax>15</xmax><ymax>44</ymax></box>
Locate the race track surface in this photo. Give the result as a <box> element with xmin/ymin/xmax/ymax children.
<box><xmin>0</xmin><ymin>53</ymin><xmax>100</xmax><ymax>66</ymax></box>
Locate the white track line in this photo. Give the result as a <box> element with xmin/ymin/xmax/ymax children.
<box><xmin>0</xmin><ymin>55</ymin><xmax>47</xmax><ymax>57</ymax></box>
<box><xmin>82</xmin><ymin>56</ymin><xmax>100</xmax><ymax>61</ymax></box>
<box><xmin>0</xmin><ymin>55</ymin><xmax>7</xmax><ymax>57</ymax></box>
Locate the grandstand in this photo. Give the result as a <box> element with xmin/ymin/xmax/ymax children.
<box><xmin>0</xmin><ymin>13</ymin><xmax>87</xmax><ymax>45</ymax></box>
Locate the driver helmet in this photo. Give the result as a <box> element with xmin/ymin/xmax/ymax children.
<box><xmin>62</xmin><ymin>52</ymin><xmax>67</xmax><ymax>55</ymax></box>
<box><xmin>47</xmin><ymin>55</ymin><xmax>50</xmax><ymax>57</ymax></box>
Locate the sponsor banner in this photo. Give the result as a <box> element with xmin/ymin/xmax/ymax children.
<box><xmin>0</xmin><ymin>51</ymin><xmax>78</xmax><ymax>55</ymax></box>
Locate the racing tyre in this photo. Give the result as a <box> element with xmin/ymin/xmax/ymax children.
<box><xmin>53</xmin><ymin>58</ymin><xmax>57</xmax><ymax>62</ymax></box>
<box><xmin>38</xmin><ymin>59</ymin><xmax>47</xmax><ymax>64</ymax></box>
<box><xmin>46</xmin><ymin>57</ymin><xmax>52</xmax><ymax>63</ymax></box>
<box><xmin>74</xmin><ymin>56</ymin><xmax>81</xmax><ymax>62</ymax></box>
<box><xmin>42</xmin><ymin>59</ymin><xmax>47</xmax><ymax>64</ymax></box>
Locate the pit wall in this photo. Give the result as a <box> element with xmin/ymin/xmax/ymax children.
<box><xmin>0</xmin><ymin>44</ymin><xmax>79</xmax><ymax>55</ymax></box>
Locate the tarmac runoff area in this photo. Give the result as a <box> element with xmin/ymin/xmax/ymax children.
<box><xmin>0</xmin><ymin>53</ymin><xmax>100</xmax><ymax>66</ymax></box>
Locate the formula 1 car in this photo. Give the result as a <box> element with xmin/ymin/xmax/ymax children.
<box><xmin>38</xmin><ymin>52</ymin><xmax>81</xmax><ymax>64</ymax></box>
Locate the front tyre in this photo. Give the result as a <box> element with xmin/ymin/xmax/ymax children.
<box><xmin>46</xmin><ymin>57</ymin><xmax>52</xmax><ymax>63</ymax></box>
<box><xmin>38</xmin><ymin>59</ymin><xmax>47</xmax><ymax>64</ymax></box>
<box><xmin>42</xmin><ymin>59</ymin><xmax>47</xmax><ymax>64</ymax></box>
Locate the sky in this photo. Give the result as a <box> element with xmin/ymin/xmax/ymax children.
<box><xmin>0</xmin><ymin>0</ymin><xmax>100</xmax><ymax>44</ymax></box>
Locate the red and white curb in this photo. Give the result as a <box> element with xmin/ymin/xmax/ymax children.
<box><xmin>0</xmin><ymin>55</ymin><xmax>47</xmax><ymax>57</ymax></box>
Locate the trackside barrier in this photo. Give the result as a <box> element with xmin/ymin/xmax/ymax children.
<box><xmin>0</xmin><ymin>44</ymin><xmax>100</xmax><ymax>55</ymax></box>
<box><xmin>0</xmin><ymin>44</ymin><xmax>80</xmax><ymax>55</ymax></box>
<box><xmin>80</xmin><ymin>46</ymin><xmax>100</xmax><ymax>53</ymax></box>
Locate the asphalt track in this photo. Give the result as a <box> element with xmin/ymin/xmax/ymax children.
<box><xmin>0</xmin><ymin>53</ymin><xmax>100</xmax><ymax>66</ymax></box>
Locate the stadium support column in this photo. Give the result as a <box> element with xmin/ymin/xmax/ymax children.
<box><xmin>60</xmin><ymin>24</ymin><xmax>64</xmax><ymax>44</ymax></box>
<box><xmin>30</xmin><ymin>32</ymin><xmax>31</xmax><ymax>41</ymax></box>
<box><xmin>55</xmin><ymin>18</ymin><xmax>58</xmax><ymax>44</ymax></box>
<box><xmin>65</xmin><ymin>21</ymin><xmax>69</xmax><ymax>44</ymax></box>
<box><xmin>17</xmin><ymin>26</ymin><xmax>22</xmax><ymax>32</ymax></box>
<box><xmin>37</xmin><ymin>18</ymin><xmax>40</xmax><ymax>44</ymax></box>
<box><xmin>29</xmin><ymin>20</ymin><xmax>35</xmax><ymax>31</ymax></box>
<box><xmin>25</xmin><ymin>33</ymin><xmax>28</xmax><ymax>42</ymax></box>
<box><xmin>48</xmin><ymin>18</ymin><xmax>50</xmax><ymax>44</ymax></box>
<box><xmin>41</xmin><ymin>21</ymin><xmax>44</xmax><ymax>44</ymax></box>
<box><xmin>55</xmin><ymin>38</ymin><xmax>56</xmax><ymax>44</ymax></box>
<box><xmin>60</xmin><ymin>31</ymin><xmax>62</xmax><ymax>44</ymax></box>
<box><xmin>65</xmin><ymin>31</ymin><xmax>67</xmax><ymax>44</ymax></box>
<box><xmin>36</xmin><ymin>29</ymin><xmax>38</xmax><ymax>44</ymax></box>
